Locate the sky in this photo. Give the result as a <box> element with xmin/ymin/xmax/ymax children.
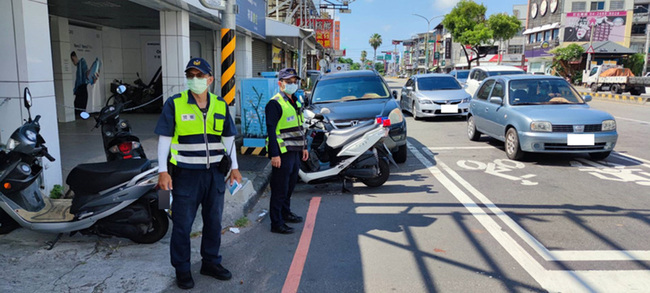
<box><xmin>333</xmin><ymin>0</ymin><xmax>528</xmax><ymax>64</ymax></box>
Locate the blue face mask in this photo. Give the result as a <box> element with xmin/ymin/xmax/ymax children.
<box><xmin>283</xmin><ymin>83</ymin><xmax>299</xmax><ymax>95</ymax></box>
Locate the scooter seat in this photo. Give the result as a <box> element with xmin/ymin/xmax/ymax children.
<box><xmin>327</xmin><ymin>122</ymin><xmax>378</xmax><ymax>149</ymax></box>
<box><xmin>67</xmin><ymin>159</ymin><xmax>151</xmax><ymax>195</ymax></box>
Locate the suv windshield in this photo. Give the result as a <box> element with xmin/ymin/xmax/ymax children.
<box><xmin>509</xmin><ymin>79</ymin><xmax>585</xmax><ymax>105</ymax></box>
<box><xmin>417</xmin><ymin>76</ymin><xmax>462</xmax><ymax>90</ymax></box>
<box><xmin>312</xmin><ymin>76</ymin><xmax>390</xmax><ymax>103</ymax></box>
<box><xmin>488</xmin><ymin>70</ymin><xmax>525</xmax><ymax>77</ymax></box>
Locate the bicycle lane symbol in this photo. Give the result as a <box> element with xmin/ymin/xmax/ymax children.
<box><xmin>456</xmin><ymin>159</ymin><xmax>538</xmax><ymax>186</ymax></box>
<box><xmin>570</xmin><ymin>158</ymin><xmax>650</xmax><ymax>186</ymax></box>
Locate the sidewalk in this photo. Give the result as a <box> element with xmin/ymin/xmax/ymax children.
<box><xmin>574</xmin><ymin>85</ymin><xmax>650</xmax><ymax>105</ymax></box>
<box><xmin>0</xmin><ymin>113</ymin><xmax>272</xmax><ymax>292</ymax></box>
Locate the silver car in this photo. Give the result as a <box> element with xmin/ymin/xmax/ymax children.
<box><xmin>467</xmin><ymin>75</ymin><xmax>618</xmax><ymax>160</ymax></box>
<box><xmin>400</xmin><ymin>74</ymin><xmax>471</xmax><ymax>120</ymax></box>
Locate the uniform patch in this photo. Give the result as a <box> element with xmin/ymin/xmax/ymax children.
<box><xmin>287</xmin><ymin>115</ymin><xmax>296</xmax><ymax>122</ymax></box>
<box><xmin>182</xmin><ymin>114</ymin><xmax>196</xmax><ymax>121</ymax></box>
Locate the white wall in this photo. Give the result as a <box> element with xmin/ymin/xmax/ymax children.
<box><xmin>0</xmin><ymin>0</ymin><xmax>62</xmax><ymax>192</ymax></box>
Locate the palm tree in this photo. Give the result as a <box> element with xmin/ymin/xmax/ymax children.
<box><xmin>369</xmin><ymin>33</ymin><xmax>382</xmax><ymax>66</ymax></box>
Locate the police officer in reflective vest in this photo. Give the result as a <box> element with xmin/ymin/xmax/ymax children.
<box><xmin>155</xmin><ymin>57</ymin><xmax>241</xmax><ymax>289</ymax></box>
<box><xmin>265</xmin><ymin>68</ymin><xmax>309</xmax><ymax>234</ymax></box>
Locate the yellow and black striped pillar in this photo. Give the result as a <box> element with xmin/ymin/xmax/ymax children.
<box><xmin>221</xmin><ymin>28</ymin><xmax>236</xmax><ymax>105</ymax></box>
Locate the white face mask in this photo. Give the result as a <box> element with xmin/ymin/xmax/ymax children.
<box><xmin>187</xmin><ymin>77</ymin><xmax>208</xmax><ymax>94</ymax></box>
<box><xmin>283</xmin><ymin>83</ymin><xmax>299</xmax><ymax>95</ymax></box>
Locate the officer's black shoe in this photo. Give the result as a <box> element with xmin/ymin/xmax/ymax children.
<box><xmin>176</xmin><ymin>271</ymin><xmax>195</xmax><ymax>289</ymax></box>
<box><xmin>283</xmin><ymin>212</ymin><xmax>304</xmax><ymax>223</ymax></box>
<box><xmin>271</xmin><ymin>224</ymin><xmax>295</xmax><ymax>234</ymax></box>
<box><xmin>200</xmin><ymin>263</ymin><xmax>232</xmax><ymax>280</ymax></box>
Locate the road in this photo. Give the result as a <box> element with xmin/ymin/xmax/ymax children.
<box><xmin>3</xmin><ymin>77</ymin><xmax>648</xmax><ymax>293</ymax></box>
<box><xmin>186</xmin><ymin>77</ymin><xmax>650</xmax><ymax>293</ymax></box>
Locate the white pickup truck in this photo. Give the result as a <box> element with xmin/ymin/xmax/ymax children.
<box><xmin>583</xmin><ymin>65</ymin><xmax>650</xmax><ymax>95</ymax></box>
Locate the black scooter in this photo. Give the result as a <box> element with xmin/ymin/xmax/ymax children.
<box><xmin>0</xmin><ymin>88</ymin><xmax>168</xmax><ymax>248</ymax></box>
<box><xmin>83</xmin><ymin>84</ymin><xmax>146</xmax><ymax>161</ymax></box>
<box><xmin>110</xmin><ymin>66</ymin><xmax>163</xmax><ymax>113</ymax></box>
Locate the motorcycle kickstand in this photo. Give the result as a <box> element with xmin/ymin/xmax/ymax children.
<box><xmin>45</xmin><ymin>233</ymin><xmax>63</xmax><ymax>250</ymax></box>
<box><xmin>341</xmin><ymin>178</ymin><xmax>351</xmax><ymax>193</ymax></box>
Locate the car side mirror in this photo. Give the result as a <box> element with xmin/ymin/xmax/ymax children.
<box><xmin>392</xmin><ymin>90</ymin><xmax>398</xmax><ymax>99</ymax></box>
<box><xmin>489</xmin><ymin>97</ymin><xmax>503</xmax><ymax>105</ymax></box>
<box><xmin>405</xmin><ymin>86</ymin><xmax>413</xmax><ymax>91</ymax></box>
<box><xmin>583</xmin><ymin>95</ymin><xmax>592</xmax><ymax>102</ymax></box>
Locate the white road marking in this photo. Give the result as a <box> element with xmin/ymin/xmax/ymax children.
<box><xmin>408</xmin><ymin>142</ymin><xmax>650</xmax><ymax>292</ymax></box>
<box><xmin>456</xmin><ymin>159</ymin><xmax>538</xmax><ymax>185</ymax></box>
<box><xmin>614</xmin><ymin>116</ymin><xmax>650</xmax><ymax>125</ymax></box>
<box><xmin>612</xmin><ymin>152</ymin><xmax>650</xmax><ymax>169</ymax></box>
<box><xmin>571</xmin><ymin>158</ymin><xmax>650</xmax><ymax>186</ymax></box>
<box><xmin>428</xmin><ymin>146</ymin><xmax>496</xmax><ymax>150</ymax></box>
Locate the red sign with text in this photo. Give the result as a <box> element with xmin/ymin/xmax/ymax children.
<box><xmin>296</xmin><ymin>18</ymin><xmax>334</xmax><ymax>48</ymax></box>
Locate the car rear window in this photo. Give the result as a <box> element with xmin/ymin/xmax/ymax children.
<box><xmin>455</xmin><ymin>71</ymin><xmax>469</xmax><ymax>79</ymax></box>
<box><xmin>417</xmin><ymin>76</ymin><xmax>462</xmax><ymax>90</ymax></box>
<box><xmin>312</xmin><ymin>76</ymin><xmax>390</xmax><ymax>103</ymax></box>
<box><xmin>488</xmin><ymin>70</ymin><xmax>525</xmax><ymax>77</ymax></box>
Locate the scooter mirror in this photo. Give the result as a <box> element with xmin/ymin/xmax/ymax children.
<box><xmin>116</xmin><ymin>85</ymin><xmax>127</xmax><ymax>94</ymax></box>
<box><xmin>80</xmin><ymin>112</ymin><xmax>91</xmax><ymax>120</ymax></box>
<box><xmin>24</xmin><ymin>87</ymin><xmax>32</xmax><ymax>109</ymax></box>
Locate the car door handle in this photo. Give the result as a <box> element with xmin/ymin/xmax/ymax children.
<box><xmin>485</xmin><ymin>108</ymin><xmax>489</xmax><ymax>112</ymax></box>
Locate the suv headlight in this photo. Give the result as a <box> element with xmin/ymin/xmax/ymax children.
<box><xmin>461</xmin><ymin>97</ymin><xmax>470</xmax><ymax>103</ymax></box>
<box><xmin>531</xmin><ymin>121</ymin><xmax>552</xmax><ymax>132</ymax></box>
<box><xmin>388</xmin><ymin>108</ymin><xmax>404</xmax><ymax>124</ymax></box>
<box><xmin>602</xmin><ymin>119</ymin><xmax>616</xmax><ymax>131</ymax></box>
<box><xmin>5</xmin><ymin>138</ymin><xmax>20</xmax><ymax>151</ymax></box>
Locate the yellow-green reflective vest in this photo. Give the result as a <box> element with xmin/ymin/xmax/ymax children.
<box><xmin>170</xmin><ymin>90</ymin><xmax>227</xmax><ymax>169</ymax></box>
<box><xmin>267</xmin><ymin>93</ymin><xmax>305</xmax><ymax>154</ymax></box>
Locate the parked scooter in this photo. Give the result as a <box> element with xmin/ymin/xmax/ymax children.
<box><xmin>300</xmin><ymin>108</ymin><xmax>395</xmax><ymax>190</ymax></box>
<box><xmin>110</xmin><ymin>66</ymin><xmax>163</xmax><ymax>113</ymax></box>
<box><xmin>83</xmin><ymin>84</ymin><xmax>147</xmax><ymax>161</ymax></box>
<box><xmin>0</xmin><ymin>88</ymin><xmax>168</xmax><ymax>248</ymax></box>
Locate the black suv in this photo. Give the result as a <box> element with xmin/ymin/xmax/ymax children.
<box><xmin>304</xmin><ymin>70</ymin><xmax>407</xmax><ymax>163</ymax></box>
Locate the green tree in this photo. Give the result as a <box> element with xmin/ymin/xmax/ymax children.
<box><xmin>369</xmin><ymin>33</ymin><xmax>383</xmax><ymax>64</ymax></box>
<box><xmin>488</xmin><ymin>13</ymin><xmax>521</xmax><ymax>65</ymax></box>
<box><xmin>621</xmin><ymin>53</ymin><xmax>645</xmax><ymax>76</ymax></box>
<box><xmin>360</xmin><ymin>50</ymin><xmax>368</xmax><ymax>64</ymax></box>
<box><xmin>351</xmin><ymin>63</ymin><xmax>361</xmax><ymax>70</ymax></box>
<box><xmin>442</xmin><ymin>0</ymin><xmax>492</xmax><ymax>69</ymax></box>
<box><xmin>374</xmin><ymin>62</ymin><xmax>384</xmax><ymax>73</ymax></box>
<box><xmin>549</xmin><ymin>43</ymin><xmax>584</xmax><ymax>79</ymax></box>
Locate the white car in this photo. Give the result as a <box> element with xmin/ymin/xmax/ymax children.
<box><xmin>465</xmin><ymin>65</ymin><xmax>526</xmax><ymax>97</ymax></box>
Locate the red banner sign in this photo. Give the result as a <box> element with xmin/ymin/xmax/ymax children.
<box><xmin>296</xmin><ymin>18</ymin><xmax>334</xmax><ymax>48</ymax></box>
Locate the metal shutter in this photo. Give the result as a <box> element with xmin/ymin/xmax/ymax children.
<box><xmin>252</xmin><ymin>40</ymin><xmax>270</xmax><ymax>77</ymax></box>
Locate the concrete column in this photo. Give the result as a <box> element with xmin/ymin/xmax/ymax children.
<box><xmin>101</xmin><ymin>27</ymin><xmax>124</xmax><ymax>100</ymax></box>
<box><xmin>0</xmin><ymin>0</ymin><xmax>62</xmax><ymax>191</ymax></box>
<box><xmin>160</xmin><ymin>10</ymin><xmax>190</xmax><ymax>101</ymax></box>
<box><xmin>234</xmin><ymin>33</ymin><xmax>253</xmax><ymax>117</ymax></box>
<box><xmin>49</xmin><ymin>15</ymin><xmax>75</xmax><ymax>122</ymax></box>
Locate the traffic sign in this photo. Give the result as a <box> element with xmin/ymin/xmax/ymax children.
<box><xmin>434</xmin><ymin>52</ymin><xmax>440</xmax><ymax>59</ymax></box>
<box><xmin>441</xmin><ymin>60</ymin><xmax>446</xmax><ymax>66</ymax></box>
<box><xmin>586</xmin><ymin>45</ymin><xmax>595</xmax><ymax>54</ymax></box>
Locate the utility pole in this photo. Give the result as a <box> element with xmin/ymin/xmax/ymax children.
<box><xmin>585</xmin><ymin>24</ymin><xmax>595</xmax><ymax>72</ymax></box>
<box><xmin>643</xmin><ymin>22</ymin><xmax>650</xmax><ymax>76</ymax></box>
<box><xmin>199</xmin><ymin>0</ymin><xmax>236</xmax><ymax>105</ymax></box>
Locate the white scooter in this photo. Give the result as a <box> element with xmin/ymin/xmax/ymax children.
<box><xmin>300</xmin><ymin>108</ymin><xmax>396</xmax><ymax>191</ymax></box>
<box><xmin>0</xmin><ymin>88</ymin><xmax>168</xmax><ymax>249</ymax></box>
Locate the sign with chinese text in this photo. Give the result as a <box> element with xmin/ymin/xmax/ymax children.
<box><xmin>296</xmin><ymin>18</ymin><xmax>334</xmax><ymax>48</ymax></box>
<box><xmin>563</xmin><ymin>11</ymin><xmax>628</xmax><ymax>43</ymax></box>
<box><xmin>334</xmin><ymin>21</ymin><xmax>340</xmax><ymax>50</ymax></box>
<box><xmin>236</xmin><ymin>0</ymin><xmax>265</xmax><ymax>38</ymax></box>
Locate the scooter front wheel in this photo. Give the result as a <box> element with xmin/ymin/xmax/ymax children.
<box><xmin>361</xmin><ymin>158</ymin><xmax>390</xmax><ymax>188</ymax></box>
<box><xmin>129</xmin><ymin>208</ymin><xmax>169</xmax><ymax>244</ymax></box>
<box><xmin>0</xmin><ymin>209</ymin><xmax>19</xmax><ymax>234</ymax></box>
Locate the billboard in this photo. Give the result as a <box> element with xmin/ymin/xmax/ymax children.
<box><xmin>563</xmin><ymin>11</ymin><xmax>627</xmax><ymax>43</ymax></box>
<box><xmin>236</xmin><ymin>0</ymin><xmax>266</xmax><ymax>38</ymax></box>
<box><xmin>296</xmin><ymin>18</ymin><xmax>334</xmax><ymax>48</ymax></box>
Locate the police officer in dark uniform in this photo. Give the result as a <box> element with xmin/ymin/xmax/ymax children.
<box><xmin>155</xmin><ymin>57</ymin><xmax>242</xmax><ymax>289</ymax></box>
<box><xmin>265</xmin><ymin>68</ymin><xmax>309</xmax><ymax>234</ymax></box>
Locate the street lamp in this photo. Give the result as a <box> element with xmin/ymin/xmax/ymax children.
<box><xmin>413</xmin><ymin>14</ymin><xmax>444</xmax><ymax>73</ymax></box>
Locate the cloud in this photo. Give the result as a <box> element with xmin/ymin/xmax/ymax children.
<box><xmin>433</xmin><ymin>0</ymin><xmax>460</xmax><ymax>11</ymax></box>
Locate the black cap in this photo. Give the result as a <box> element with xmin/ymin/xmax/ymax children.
<box><xmin>278</xmin><ymin>68</ymin><xmax>300</xmax><ymax>80</ymax></box>
<box><xmin>185</xmin><ymin>57</ymin><xmax>212</xmax><ymax>76</ymax></box>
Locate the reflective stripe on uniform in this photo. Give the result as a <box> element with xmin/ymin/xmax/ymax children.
<box><xmin>172</xmin><ymin>153</ymin><xmax>224</xmax><ymax>164</ymax></box>
<box><xmin>172</xmin><ymin>142</ymin><xmax>226</xmax><ymax>152</ymax></box>
<box><xmin>278</xmin><ymin>130</ymin><xmax>303</xmax><ymax>139</ymax></box>
<box><xmin>282</xmin><ymin>140</ymin><xmax>305</xmax><ymax>146</ymax></box>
